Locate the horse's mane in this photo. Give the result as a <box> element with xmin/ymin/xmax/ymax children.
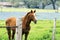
<box><xmin>21</xmin><ymin>12</ymin><xmax>30</xmax><ymax>22</ymax></box>
<box><xmin>24</xmin><ymin>12</ymin><xmax>31</xmax><ymax>19</ymax></box>
<box><xmin>26</xmin><ymin>12</ymin><xmax>30</xmax><ymax>17</ymax></box>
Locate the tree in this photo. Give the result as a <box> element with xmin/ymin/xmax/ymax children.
<box><xmin>50</xmin><ymin>0</ymin><xmax>57</xmax><ymax>9</ymax></box>
<box><xmin>41</xmin><ymin>0</ymin><xmax>51</xmax><ymax>9</ymax></box>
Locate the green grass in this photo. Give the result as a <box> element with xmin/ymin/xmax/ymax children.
<box><xmin>0</xmin><ymin>20</ymin><xmax>60</xmax><ymax>40</ymax></box>
<box><xmin>0</xmin><ymin>8</ymin><xmax>60</xmax><ymax>12</ymax></box>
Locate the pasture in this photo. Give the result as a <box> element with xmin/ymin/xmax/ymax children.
<box><xmin>0</xmin><ymin>8</ymin><xmax>60</xmax><ymax>40</ymax></box>
<box><xmin>0</xmin><ymin>20</ymin><xmax>60</xmax><ymax>40</ymax></box>
<box><xmin>0</xmin><ymin>8</ymin><xmax>60</xmax><ymax>12</ymax></box>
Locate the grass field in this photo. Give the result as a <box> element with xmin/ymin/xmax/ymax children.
<box><xmin>0</xmin><ymin>20</ymin><xmax>60</xmax><ymax>40</ymax></box>
<box><xmin>0</xmin><ymin>8</ymin><xmax>60</xmax><ymax>12</ymax></box>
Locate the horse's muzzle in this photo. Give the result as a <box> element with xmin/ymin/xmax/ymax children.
<box><xmin>34</xmin><ymin>20</ymin><xmax>37</xmax><ymax>24</ymax></box>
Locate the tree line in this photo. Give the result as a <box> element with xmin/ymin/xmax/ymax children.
<box><xmin>0</xmin><ymin>0</ymin><xmax>60</xmax><ymax>9</ymax></box>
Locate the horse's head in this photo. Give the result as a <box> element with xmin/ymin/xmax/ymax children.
<box><xmin>27</xmin><ymin>10</ymin><xmax>37</xmax><ymax>24</ymax></box>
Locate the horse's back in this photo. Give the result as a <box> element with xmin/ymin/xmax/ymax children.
<box><xmin>6</xmin><ymin>17</ymin><xmax>16</xmax><ymax>27</ymax></box>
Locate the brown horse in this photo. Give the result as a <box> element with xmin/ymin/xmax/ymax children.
<box><xmin>6</xmin><ymin>10</ymin><xmax>37</xmax><ymax>40</ymax></box>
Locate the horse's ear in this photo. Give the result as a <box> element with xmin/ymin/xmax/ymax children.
<box><xmin>31</xmin><ymin>10</ymin><xmax>33</xmax><ymax>13</ymax></box>
<box><xmin>34</xmin><ymin>10</ymin><xmax>36</xmax><ymax>13</ymax></box>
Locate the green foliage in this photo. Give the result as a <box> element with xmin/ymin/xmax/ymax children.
<box><xmin>0</xmin><ymin>0</ymin><xmax>60</xmax><ymax>9</ymax></box>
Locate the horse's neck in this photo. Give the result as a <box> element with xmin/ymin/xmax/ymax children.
<box><xmin>26</xmin><ymin>19</ymin><xmax>31</xmax><ymax>26</ymax></box>
<box><xmin>24</xmin><ymin>16</ymin><xmax>31</xmax><ymax>27</ymax></box>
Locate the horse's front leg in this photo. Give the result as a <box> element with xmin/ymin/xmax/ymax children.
<box><xmin>22</xmin><ymin>33</ymin><xmax>24</xmax><ymax>40</ymax></box>
<box><xmin>12</xmin><ymin>29</ymin><xmax>16</xmax><ymax>40</ymax></box>
<box><xmin>25</xmin><ymin>32</ymin><xmax>29</xmax><ymax>40</ymax></box>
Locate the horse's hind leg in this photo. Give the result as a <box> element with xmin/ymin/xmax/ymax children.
<box><xmin>12</xmin><ymin>29</ymin><xmax>16</xmax><ymax>40</ymax></box>
<box><xmin>6</xmin><ymin>27</ymin><xmax>11</xmax><ymax>40</ymax></box>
